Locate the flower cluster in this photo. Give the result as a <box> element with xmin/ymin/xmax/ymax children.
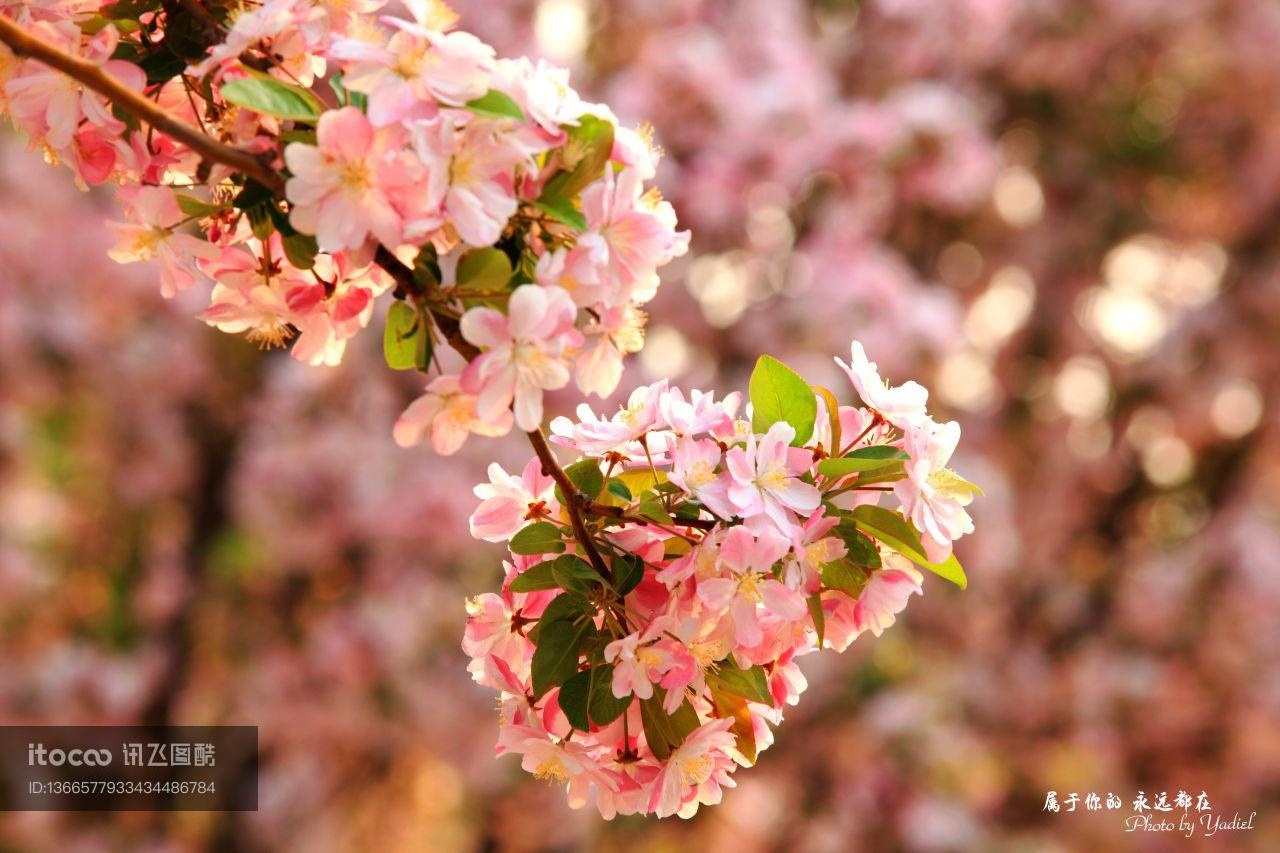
<box><xmin>464</xmin><ymin>342</ymin><xmax>978</xmax><ymax>818</ymax></box>
<box><xmin>1</xmin><ymin>0</ymin><xmax>686</xmax><ymax>437</ymax></box>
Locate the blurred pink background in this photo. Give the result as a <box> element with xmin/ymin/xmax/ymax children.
<box><xmin>2</xmin><ymin>0</ymin><xmax>1279</xmax><ymax>849</ymax></box>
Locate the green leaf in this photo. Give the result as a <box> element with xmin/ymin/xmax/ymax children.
<box><xmin>175</xmin><ymin>195</ymin><xmax>226</xmax><ymax>218</ymax></box>
<box><xmin>639</xmin><ymin>691</ymin><xmax>700</xmax><ymax>760</ymax></box>
<box><xmin>920</xmin><ymin>552</ymin><xmax>968</xmax><ymax>589</ymax></box>
<box><xmin>465</xmin><ymin>89</ymin><xmax>526</xmax><ymax>121</ymax></box>
<box><xmin>540</xmin><ymin>591</ymin><xmax>593</xmax><ymax>624</ymax></box>
<box><xmin>137</xmin><ymin>49</ymin><xmax>187</xmax><ymax>87</ymax></box>
<box><xmin>833</xmin><ymin>521</ymin><xmax>882</xmax><ymax>569</ymax></box>
<box><xmin>245</xmin><ymin>203</ymin><xmax>274</xmax><ymax>240</ymax></box>
<box><xmin>527</xmin><ymin>591</ymin><xmax>594</xmax><ymax>643</ymax></box>
<box><xmin>808</xmin><ymin>592</ymin><xmax>825</xmax><ymax>646</ymax></box>
<box><xmin>550</xmin><ymin>554</ymin><xmax>601</xmax><ymax>593</ymax></box>
<box><xmin>81</xmin><ymin>14</ymin><xmax>139</xmax><ymax>35</ymax></box>
<box><xmin>637</xmin><ymin>499</ymin><xmax>673</xmax><ymax>525</ymax></box>
<box><xmin>852</xmin><ymin>505</ymin><xmax>968</xmax><ymax>589</ymax></box>
<box><xmin>817</xmin><ymin>446</ymin><xmax>909</xmax><ymax>478</ymax></box>
<box><xmin>277</xmin><ymin>128</ymin><xmax>317</xmax><ymax>146</ymax></box>
<box><xmin>531</xmin><ymin>619</ymin><xmax>589</xmax><ymax>698</ymax></box>
<box><xmin>749</xmin><ymin>355</ymin><xmax>817</xmax><ymax>446</ymax></box>
<box><xmin>281</xmin><ymin>232</ymin><xmax>319</xmax><ymax>270</ymax></box>
<box><xmin>708</xmin><ymin>685</ymin><xmax>757</xmax><ymax>764</ymax></box>
<box><xmin>508</xmin><ymin>561</ymin><xmax>559</xmax><ymax>593</ymax></box>
<box><xmin>558</xmin><ymin>668</ymin><xmax>592</xmax><ymax>731</ymax></box>
<box><xmin>561</xmin><ymin>664</ymin><xmax>633</xmax><ymax>731</ymax></box>
<box><xmin>232</xmin><ymin>180</ymin><xmax>275</xmax><ymax>211</ymax></box>
<box><xmin>510</xmin><ymin>522</ymin><xmax>566</xmax><ymax>556</ymax></box>
<box><xmin>535</xmin><ymin>198</ymin><xmax>588</xmax><ymax>232</ymax></box>
<box><xmin>821</xmin><ymin>559</ymin><xmax>868</xmax><ymax>598</ymax></box>
<box><xmin>220</xmin><ymin>70</ymin><xmax>324</xmax><ymax>122</ymax></box>
<box><xmin>587</xmin><ymin>664</ymin><xmax>632</xmax><ymax>726</ymax></box>
<box><xmin>383</xmin><ymin>301</ymin><xmax>430</xmax><ymax>371</ymax></box>
<box><xmin>706</xmin><ymin>660</ymin><xmax>773</xmax><ymax>705</ymax></box>
<box><xmin>606</xmin><ymin>480</ymin><xmax>633</xmax><ymax>502</ymax></box>
<box><xmin>456</xmin><ymin>247</ymin><xmax>513</xmax><ymax>292</ymax></box>
<box><xmin>612</xmin><ymin>554</ymin><xmax>644</xmax><ymax>597</ymax></box>
<box><xmin>851</xmin><ymin>504</ymin><xmax>927</xmax><ymax>561</ymax></box>
<box><xmin>849</xmin><ymin>461</ymin><xmax>907</xmax><ymax>487</ymax></box>
<box><xmin>548</xmin><ymin>115</ymin><xmax>616</xmax><ymax>199</ymax></box>
<box><xmin>554</xmin><ymin>460</ymin><xmax>604</xmax><ymax>505</ymax></box>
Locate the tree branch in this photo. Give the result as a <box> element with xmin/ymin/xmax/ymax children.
<box><xmin>526</xmin><ymin>428</ymin><xmax>615</xmax><ymax>581</ymax></box>
<box><xmin>0</xmin><ymin>13</ymin><xmax>284</xmax><ymax>194</ymax></box>
<box><xmin>372</xmin><ymin>246</ymin><xmax>480</xmax><ymax>360</ymax></box>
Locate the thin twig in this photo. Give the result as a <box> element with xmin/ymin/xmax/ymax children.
<box><xmin>526</xmin><ymin>428</ymin><xmax>613</xmax><ymax>581</ymax></box>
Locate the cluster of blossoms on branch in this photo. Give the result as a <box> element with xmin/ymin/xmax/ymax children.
<box><xmin>0</xmin><ymin>0</ymin><xmax>978</xmax><ymax>822</ymax></box>
<box><xmin>0</xmin><ymin>0</ymin><xmax>685</xmax><ymax>436</ymax></box>
<box><xmin>464</xmin><ymin>344</ymin><xmax>977</xmax><ymax>817</ymax></box>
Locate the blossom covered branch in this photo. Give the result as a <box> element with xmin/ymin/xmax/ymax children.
<box><xmin>0</xmin><ymin>0</ymin><xmax>978</xmax><ymax>821</ymax></box>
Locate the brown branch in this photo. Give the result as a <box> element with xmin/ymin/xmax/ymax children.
<box><xmin>373</xmin><ymin>246</ymin><xmax>480</xmax><ymax>360</ymax></box>
<box><xmin>0</xmin><ymin>13</ymin><xmax>284</xmax><ymax>194</ymax></box>
<box><xmin>527</xmin><ymin>428</ymin><xmax>613</xmax><ymax>582</ymax></box>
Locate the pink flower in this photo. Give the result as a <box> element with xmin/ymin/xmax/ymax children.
<box><xmin>698</xmin><ymin>526</ymin><xmax>804</xmax><ymax>648</ymax></box>
<box><xmin>469</xmin><ymin>457</ymin><xmax>557</xmax><ymax>542</ymax></box>
<box><xmin>107</xmin><ymin>186</ymin><xmax>216</xmax><ymax>298</ymax></box>
<box><xmin>659</xmin><ymin>388</ymin><xmax>741</xmax><ymax>437</ymax></box>
<box><xmin>646</xmin><ymin>718</ymin><xmax>738</xmax><ymax>818</ymax></box>
<box><xmin>197</xmin><ymin>236</ymin><xmax>313</xmax><ymax>350</ymax></box>
<box><xmin>574</xmin><ymin>304</ymin><xmax>647</xmax><ymax>398</ymax></box>
<box><xmin>189</xmin><ymin>0</ymin><xmax>327</xmax><ymax>80</ymax></box>
<box><xmin>835</xmin><ymin>340</ymin><xmax>929</xmax><ymax>430</ymax></box>
<box><xmin>284</xmin><ymin>107</ymin><xmax>411</xmax><ymax>252</ymax></box>
<box><xmin>533</xmin><ymin>245</ymin><xmax>605</xmax><ymax>307</ymax></box>
<box><xmin>408</xmin><ymin>116</ymin><xmax>522</xmax><ymax>247</ymax></box>
<box><xmin>494</xmin><ymin>57</ymin><xmax>582</xmax><ymax>137</ymax></box>
<box><xmin>498</xmin><ymin>722</ymin><xmax>623</xmax><ymax>812</ymax></box>
<box><xmin>559</xmin><ymin>380</ymin><xmax>667</xmax><ymax>454</ymax></box>
<box><xmin>604</xmin><ymin>619</ymin><xmax>670</xmax><ymax>701</ymax></box>
<box><xmin>395</xmin><ymin>374</ymin><xmax>514</xmax><ymax>454</ymax></box>
<box><xmin>894</xmin><ymin>418</ymin><xmax>977</xmax><ymax>561</ymax></box>
<box><xmin>459</xmin><ymin>284</ymin><xmax>582</xmax><ymax>431</ymax></box>
<box><xmin>722</xmin><ymin>422</ymin><xmax>821</xmax><ymax>531</ymax></box>
<box><xmin>853</xmin><ymin>555</ymin><xmax>923</xmax><ymax>637</ymax></box>
<box><xmin>463</xmin><ymin>592</ymin><xmax>533</xmax><ymax>685</ymax></box>
<box><xmin>669</xmin><ymin>436</ymin><xmax>736</xmax><ymax>520</ymax></box>
<box><xmin>331</xmin><ymin>12</ymin><xmax>493</xmax><ymax>126</ymax></box>
<box><xmin>821</xmin><ymin>555</ymin><xmax>923</xmax><ymax>650</ymax></box>
<box><xmin>285</xmin><ymin>281</ymin><xmax>373</xmax><ymax>367</ymax></box>
<box><xmin>579</xmin><ymin>169</ymin><xmax>690</xmax><ymax>301</ymax></box>
<box><xmin>782</xmin><ymin>510</ymin><xmax>847</xmax><ymax>594</ymax></box>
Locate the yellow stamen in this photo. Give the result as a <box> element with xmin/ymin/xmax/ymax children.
<box><xmin>676</xmin><ymin>753</ymin><xmax>714</xmax><ymax>786</ymax></box>
<box><xmin>533</xmin><ymin>754</ymin><xmax>568</xmax><ymax>784</ymax></box>
<box><xmin>246</xmin><ymin>316</ymin><xmax>295</xmax><ymax>350</ymax></box>
<box><xmin>756</xmin><ymin>462</ymin><xmax>788</xmax><ymax>492</ymax></box>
